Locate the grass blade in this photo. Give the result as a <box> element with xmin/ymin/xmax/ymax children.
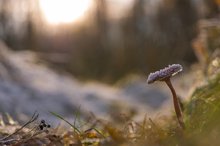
<box><xmin>50</xmin><ymin>112</ymin><xmax>81</xmax><ymax>134</ymax></box>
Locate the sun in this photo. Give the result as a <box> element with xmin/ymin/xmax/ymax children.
<box><xmin>39</xmin><ymin>0</ymin><xmax>92</xmax><ymax>25</ymax></box>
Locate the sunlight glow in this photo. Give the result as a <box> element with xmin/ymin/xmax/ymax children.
<box><xmin>39</xmin><ymin>0</ymin><xmax>91</xmax><ymax>25</ymax></box>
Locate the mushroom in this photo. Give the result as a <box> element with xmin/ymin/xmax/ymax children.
<box><xmin>147</xmin><ymin>64</ymin><xmax>184</xmax><ymax>128</ymax></box>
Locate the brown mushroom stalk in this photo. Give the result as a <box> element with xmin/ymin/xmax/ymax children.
<box><xmin>147</xmin><ymin>64</ymin><xmax>185</xmax><ymax>128</ymax></box>
<box><xmin>164</xmin><ymin>78</ymin><xmax>184</xmax><ymax>128</ymax></box>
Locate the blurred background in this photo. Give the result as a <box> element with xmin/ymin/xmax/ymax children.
<box><xmin>0</xmin><ymin>0</ymin><xmax>219</xmax><ymax>121</ymax></box>
<box><xmin>1</xmin><ymin>0</ymin><xmax>218</xmax><ymax>83</ymax></box>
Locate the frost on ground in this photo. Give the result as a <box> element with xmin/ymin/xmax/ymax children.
<box><xmin>0</xmin><ymin>41</ymin><xmax>170</xmax><ymax>123</ymax></box>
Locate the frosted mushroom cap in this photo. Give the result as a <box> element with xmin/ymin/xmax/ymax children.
<box><xmin>147</xmin><ymin>64</ymin><xmax>183</xmax><ymax>84</ymax></box>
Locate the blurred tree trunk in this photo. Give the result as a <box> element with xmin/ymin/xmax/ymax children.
<box><xmin>121</xmin><ymin>0</ymin><xmax>148</xmax><ymax>74</ymax></box>
<box><xmin>204</xmin><ymin>0</ymin><xmax>219</xmax><ymax>18</ymax></box>
<box><xmin>93</xmin><ymin>0</ymin><xmax>111</xmax><ymax>79</ymax></box>
<box><xmin>0</xmin><ymin>0</ymin><xmax>14</xmax><ymax>47</ymax></box>
<box><xmin>22</xmin><ymin>0</ymin><xmax>38</xmax><ymax>51</ymax></box>
<box><xmin>174</xmin><ymin>0</ymin><xmax>198</xmax><ymax>62</ymax></box>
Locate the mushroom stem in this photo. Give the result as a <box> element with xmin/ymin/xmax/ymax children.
<box><xmin>165</xmin><ymin>78</ymin><xmax>185</xmax><ymax>128</ymax></box>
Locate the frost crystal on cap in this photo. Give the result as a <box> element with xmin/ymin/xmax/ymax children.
<box><xmin>147</xmin><ymin>64</ymin><xmax>183</xmax><ymax>84</ymax></box>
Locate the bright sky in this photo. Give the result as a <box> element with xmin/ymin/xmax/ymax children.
<box><xmin>39</xmin><ymin>0</ymin><xmax>134</xmax><ymax>25</ymax></box>
<box><xmin>39</xmin><ymin>0</ymin><xmax>92</xmax><ymax>25</ymax></box>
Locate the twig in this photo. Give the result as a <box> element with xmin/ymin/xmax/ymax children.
<box><xmin>0</xmin><ymin>112</ymin><xmax>39</xmax><ymax>141</ymax></box>
<box><xmin>0</xmin><ymin>138</ymin><xmax>19</xmax><ymax>145</ymax></box>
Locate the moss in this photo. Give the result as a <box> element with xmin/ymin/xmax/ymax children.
<box><xmin>184</xmin><ymin>72</ymin><xmax>220</xmax><ymax>142</ymax></box>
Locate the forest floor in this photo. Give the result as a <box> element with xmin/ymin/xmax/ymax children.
<box><xmin>0</xmin><ymin>56</ymin><xmax>219</xmax><ymax>146</ymax></box>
